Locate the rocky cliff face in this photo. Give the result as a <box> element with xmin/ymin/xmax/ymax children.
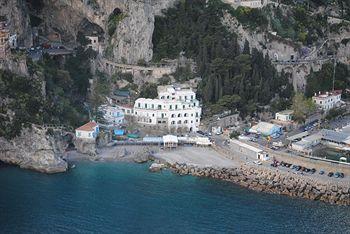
<box><xmin>0</xmin><ymin>126</ymin><xmax>68</xmax><ymax>173</ymax></box>
<box><xmin>0</xmin><ymin>0</ymin><xmax>32</xmax><ymax>47</ymax></box>
<box><xmin>39</xmin><ymin>0</ymin><xmax>177</xmax><ymax>64</ymax></box>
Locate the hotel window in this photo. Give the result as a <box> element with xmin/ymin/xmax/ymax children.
<box><xmin>183</xmin><ymin>105</ymin><xmax>185</xmax><ymax>109</ymax></box>
<box><xmin>152</xmin><ymin>104</ymin><xmax>154</xmax><ymax>109</ymax></box>
<box><xmin>145</xmin><ymin>104</ymin><xmax>147</xmax><ymax>108</ymax></box>
<box><xmin>170</xmin><ymin>105</ymin><xmax>172</xmax><ymax>109</ymax></box>
<box><xmin>175</xmin><ymin>105</ymin><xmax>178</xmax><ymax>109</ymax></box>
<box><xmin>138</xmin><ymin>103</ymin><xmax>141</xmax><ymax>108</ymax></box>
<box><xmin>178</xmin><ymin>114</ymin><xmax>182</xmax><ymax>117</ymax></box>
<box><xmin>158</xmin><ymin>105</ymin><xmax>162</xmax><ymax>110</ymax></box>
<box><xmin>191</xmin><ymin>95</ymin><xmax>194</xmax><ymax>100</ymax></box>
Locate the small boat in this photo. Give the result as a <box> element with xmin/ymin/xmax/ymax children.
<box><xmin>70</xmin><ymin>164</ymin><xmax>76</xmax><ymax>169</ymax></box>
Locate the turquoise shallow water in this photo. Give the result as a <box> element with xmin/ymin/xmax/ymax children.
<box><xmin>0</xmin><ymin>162</ymin><xmax>349</xmax><ymax>234</ymax></box>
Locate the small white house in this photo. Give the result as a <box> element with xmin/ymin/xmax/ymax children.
<box><xmin>9</xmin><ymin>34</ymin><xmax>17</xmax><ymax>48</ymax></box>
<box><xmin>86</xmin><ymin>36</ymin><xmax>100</xmax><ymax>52</ymax></box>
<box><xmin>75</xmin><ymin>121</ymin><xmax>99</xmax><ymax>139</ymax></box>
<box><xmin>275</xmin><ymin>110</ymin><xmax>293</xmax><ymax>122</ymax></box>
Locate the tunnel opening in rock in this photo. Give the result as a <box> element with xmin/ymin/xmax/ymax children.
<box><xmin>77</xmin><ymin>18</ymin><xmax>105</xmax><ymax>47</ymax></box>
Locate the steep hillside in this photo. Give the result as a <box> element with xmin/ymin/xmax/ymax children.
<box><xmin>26</xmin><ymin>0</ymin><xmax>178</xmax><ymax>64</ymax></box>
<box><xmin>153</xmin><ymin>0</ymin><xmax>293</xmax><ymax>116</ymax></box>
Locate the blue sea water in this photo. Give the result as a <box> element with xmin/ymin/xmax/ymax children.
<box><xmin>0</xmin><ymin>162</ymin><xmax>349</xmax><ymax>234</ymax></box>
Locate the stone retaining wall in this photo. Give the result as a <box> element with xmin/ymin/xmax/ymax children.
<box><xmin>169</xmin><ymin>163</ymin><xmax>350</xmax><ymax>205</ymax></box>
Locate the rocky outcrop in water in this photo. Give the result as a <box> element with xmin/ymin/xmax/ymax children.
<box><xmin>75</xmin><ymin>138</ymin><xmax>97</xmax><ymax>157</ymax></box>
<box><xmin>0</xmin><ymin>126</ymin><xmax>68</xmax><ymax>173</ymax></box>
<box><xmin>170</xmin><ymin>163</ymin><xmax>350</xmax><ymax>205</ymax></box>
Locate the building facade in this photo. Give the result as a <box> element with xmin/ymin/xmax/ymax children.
<box><xmin>133</xmin><ymin>85</ymin><xmax>202</xmax><ymax>132</ymax></box>
<box><xmin>312</xmin><ymin>90</ymin><xmax>342</xmax><ymax>111</ymax></box>
<box><xmin>75</xmin><ymin>121</ymin><xmax>99</xmax><ymax>139</ymax></box>
<box><xmin>86</xmin><ymin>36</ymin><xmax>100</xmax><ymax>52</ymax></box>
<box><xmin>275</xmin><ymin>110</ymin><xmax>293</xmax><ymax>122</ymax></box>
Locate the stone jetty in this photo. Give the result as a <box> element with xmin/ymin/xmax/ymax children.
<box><xmin>169</xmin><ymin>162</ymin><xmax>350</xmax><ymax>205</ymax></box>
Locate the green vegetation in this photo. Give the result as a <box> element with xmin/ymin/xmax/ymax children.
<box><xmin>91</xmin><ymin>71</ymin><xmax>111</xmax><ymax>112</ymax></box>
<box><xmin>107</xmin><ymin>8</ymin><xmax>126</xmax><ymax>37</ymax></box>
<box><xmin>139</xmin><ymin>82</ymin><xmax>158</xmax><ymax>99</ymax></box>
<box><xmin>0</xmin><ymin>47</ymin><xmax>97</xmax><ymax>139</ymax></box>
<box><xmin>229</xmin><ymin>131</ymin><xmax>240</xmax><ymax>139</ymax></box>
<box><xmin>325</xmin><ymin>107</ymin><xmax>346</xmax><ymax>120</ymax></box>
<box><xmin>87</xmin><ymin>0</ymin><xmax>99</xmax><ymax>10</ymax></box>
<box><xmin>292</xmin><ymin>93</ymin><xmax>316</xmax><ymax>123</ymax></box>
<box><xmin>153</xmin><ymin>0</ymin><xmax>293</xmax><ymax>117</ymax></box>
<box><xmin>158</xmin><ymin>75</ymin><xmax>171</xmax><ymax>85</ymax></box>
<box><xmin>268</xmin><ymin>5</ymin><xmax>327</xmax><ymax>45</ymax></box>
<box><xmin>305</xmin><ymin>62</ymin><xmax>350</xmax><ymax>98</ymax></box>
<box><xmin>0</xmin><ymin>70</ymin><xmax>44</xmax><ymax>139</ymax></box>
<box><xmin>77</xmin><ymin>31</ymin><xmax>91</xmax><ymax>46</ymax></box>
<box><xmin>173</xmin><ymin>64</ymin><xmax>193</xmax><ymax>82</ymax></box>
<box><xmin>111</xmin><ymin>72</ymin><xmax>133</xmax><ymax>83</ymax></box>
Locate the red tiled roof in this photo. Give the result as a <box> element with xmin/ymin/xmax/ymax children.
<box><xmin>76</xmin><ymin>121</ymin><xmax>97</xmax><ymax>131</ymax></box>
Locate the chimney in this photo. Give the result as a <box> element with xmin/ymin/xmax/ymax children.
<box><xmin>319</xmin><ymin>91</ymin><xmax>321</xmax><ymax>95</ymax></box>
<box><xmin>326</xmin><ymin>92</ymin><xmax>329</xmax><ymax>95</ymax></box>
<box><xmin>314</xmin><ymin>93</ymin><xmax>316</xmax><ymax>96</ymax></box>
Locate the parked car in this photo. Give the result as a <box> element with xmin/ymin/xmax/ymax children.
<box><xmin>328</xmin><ymin>172</ymin><xmax>334</xmax><ymax>177</ymax></box>
<box><xmin>319</xmin><ymin>170</ymin><xmax>325</xmax><ymax>175</ymax></box>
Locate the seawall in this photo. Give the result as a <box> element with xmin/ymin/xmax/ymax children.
<box><xmin>169</xmin><ymin>162</ymin><xmax>350</xmax><ymax>205</ymax></box>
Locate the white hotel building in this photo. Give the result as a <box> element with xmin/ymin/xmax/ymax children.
<box><xmin>133</xmin><ymin>85</ymin><xmax>202</xmax><ymax>132</ymax></box>
<box><xmin>312</xmin><ymin>90</ymin><xmax>342</xmax><ymax>112</ymax></box>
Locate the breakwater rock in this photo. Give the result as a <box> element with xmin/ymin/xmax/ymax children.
<box><xmin>170</xmin><ymin>163</ymin><xmax>350</xmax><ymax>205</ymax></box>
